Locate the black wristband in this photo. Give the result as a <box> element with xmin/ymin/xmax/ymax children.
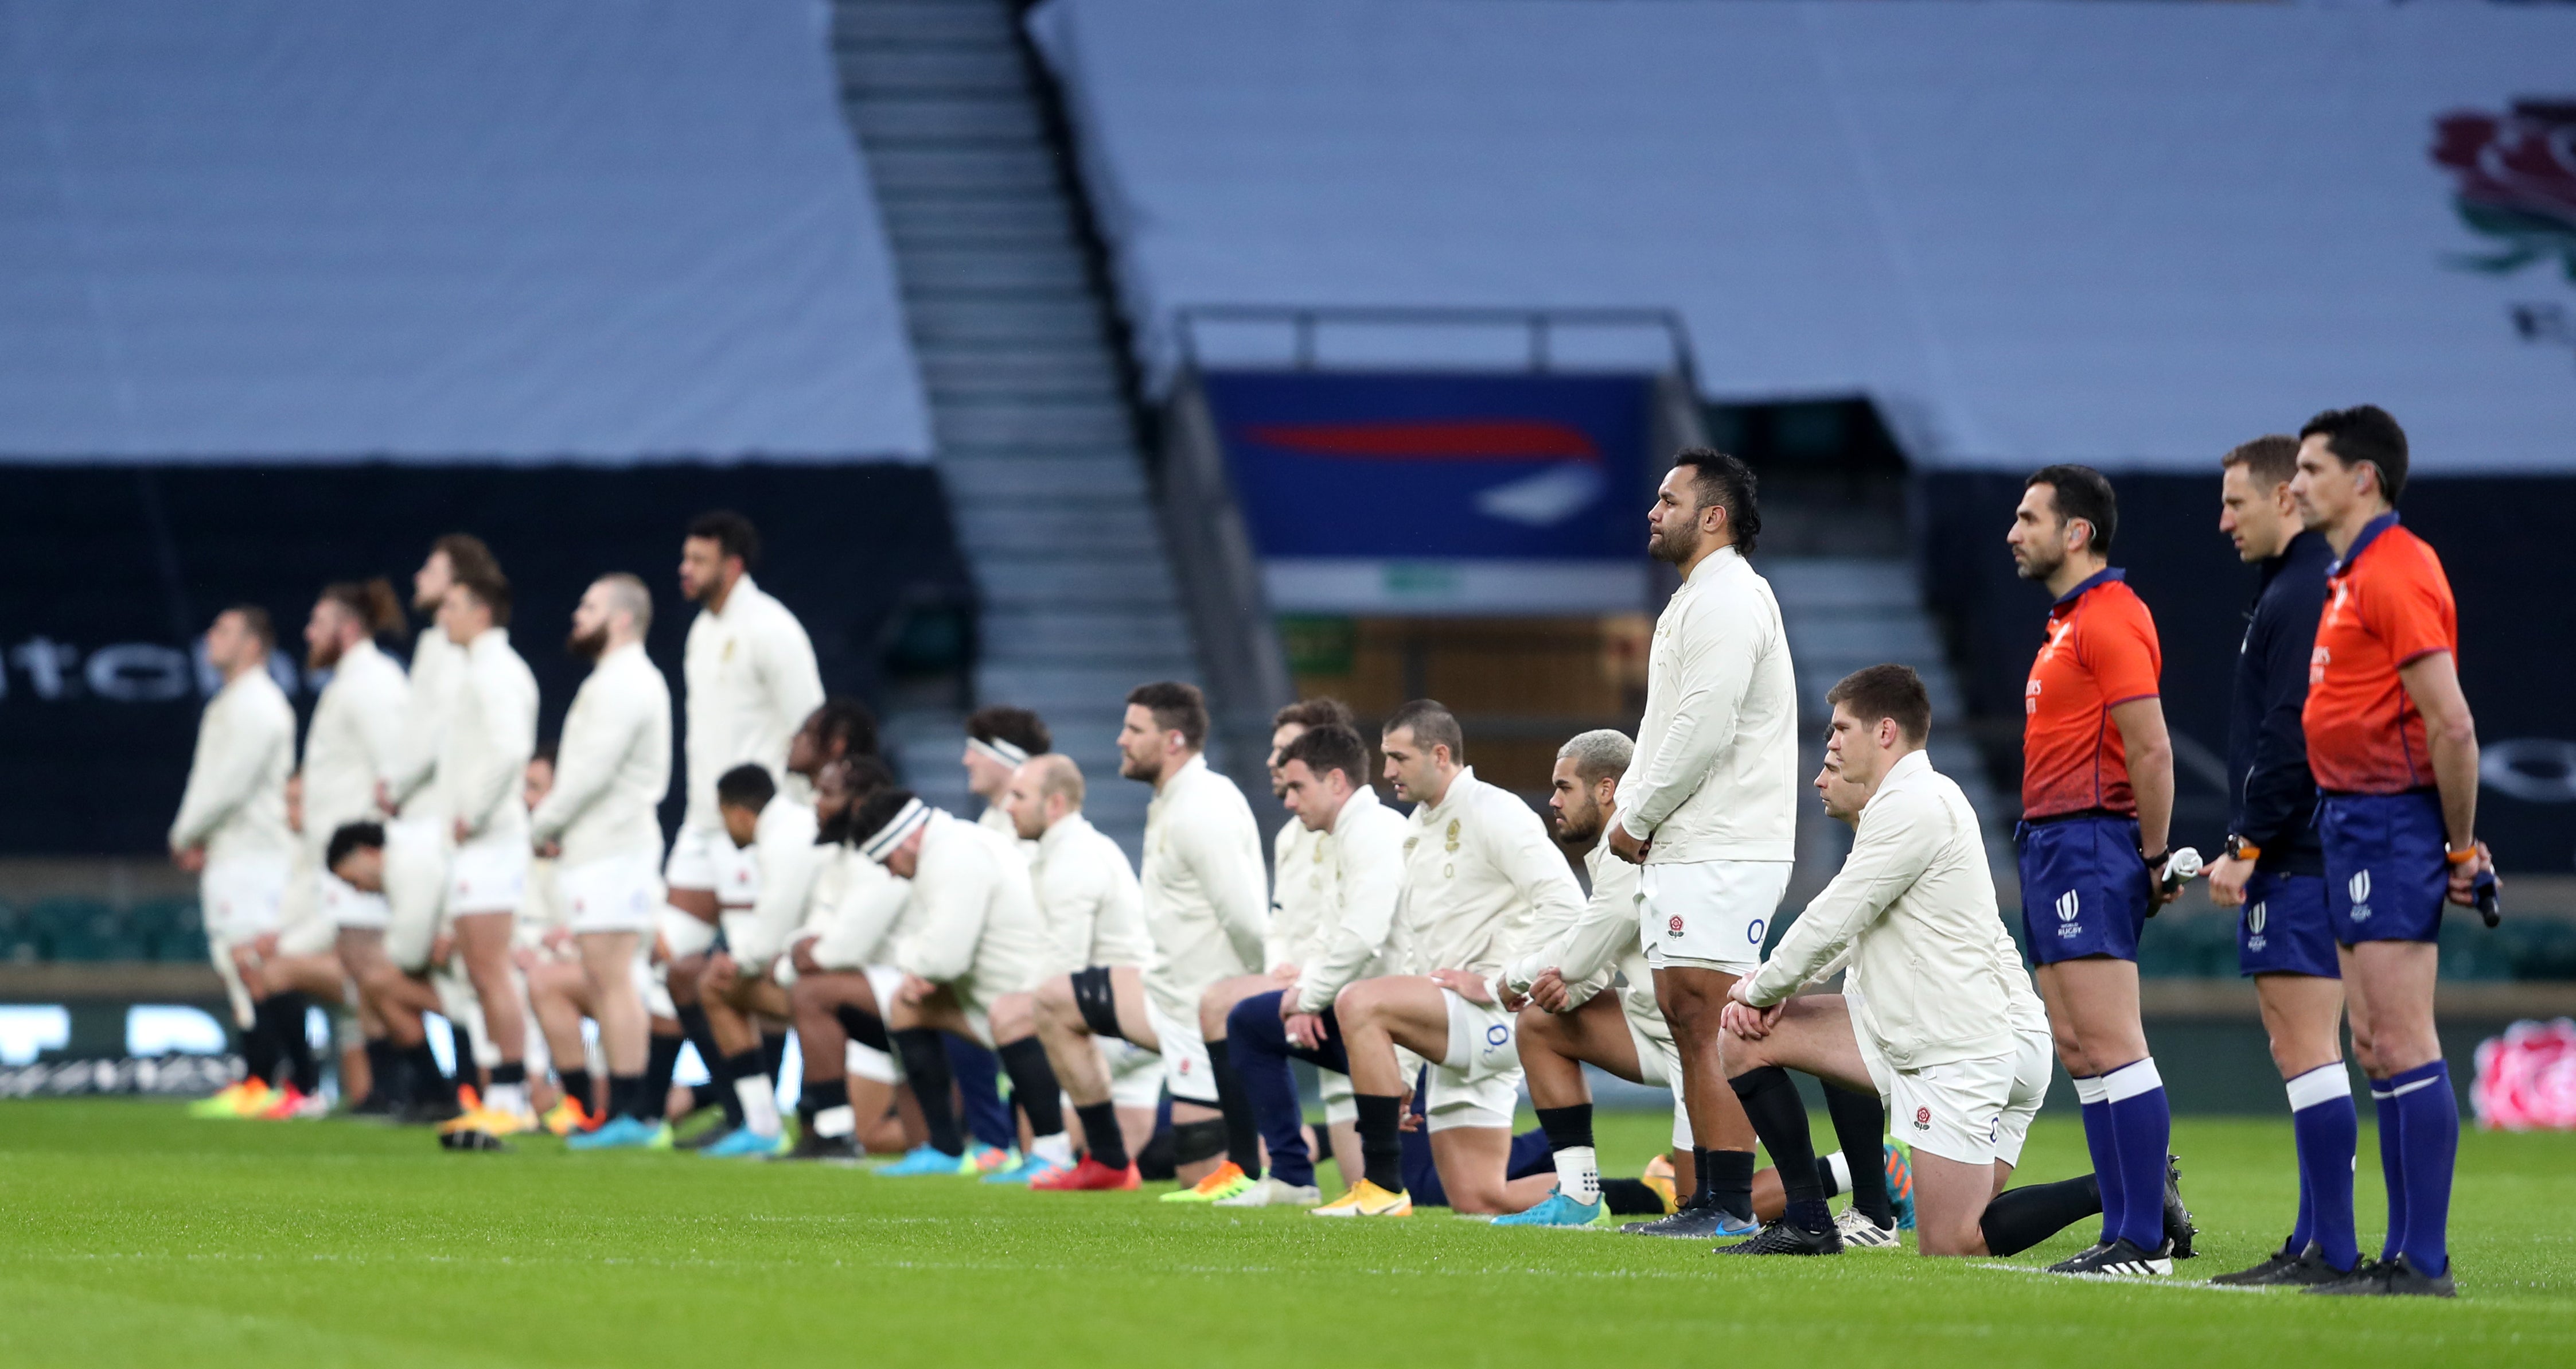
<box><xmin>2139</xmin><ymin>847</ymin><xmax>2170</xmax><ymax>868</ymax></box>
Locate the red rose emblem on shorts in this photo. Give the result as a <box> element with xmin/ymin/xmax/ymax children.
<box><xmin>1915</xmin><ymin>1106</ymin><xmax>1932</xmax><ymax>1129</ymax></box>
<box><xmin>2431</xmin><ymin>100</ymin><xmax>2576</xmax><ymax>277</ymax></box>
<box><xmin>1666</xmin><ymin>915</ymin><xmax>1685</xmax><ymax>937</ymax></box>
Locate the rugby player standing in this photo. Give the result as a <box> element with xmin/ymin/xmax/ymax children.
<box><xmin>2290</xmin><ymin>405</ymin><xmax>2488</xmax><ymax>1298</ymax></box>
<box><xmin>1607</xmin><ymin>450</ymin><xmax>1799</xmax><ymax>1238</ymax></box>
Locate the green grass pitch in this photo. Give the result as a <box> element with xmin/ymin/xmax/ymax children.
<box><xmin>4</xmin><ymin>1100</ymin><xmax>2572</xmax><ymax>1368</ymax></box>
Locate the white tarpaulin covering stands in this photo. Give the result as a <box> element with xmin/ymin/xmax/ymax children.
<box><xmin>1031</xmin><ymin>0</ymin><xmax>2576</xmax><ymax>472</ymax></box>
<box><xmin>0</xmin><ymin>0</ymin><xmax>930</xmax><ymax>463</ymax></box>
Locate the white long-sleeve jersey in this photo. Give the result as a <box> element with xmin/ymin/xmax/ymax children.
<box><xmin>890</xmin><ymin>810</ymin><xmax>1055</xmax><ymax>1008</ymax></box>
<box><xmin>1265</xmin><ymin>818</ymin><xmax>1327</xmax><ymax>974</ymax></box>
<box><xmin>384</xmin><ymin>624</ymin><xmax>460</xmax><ymax>817</ymax></box>
<box><xmin>437</xmin><ymin>628</ymin><xmax>538</xmax><ymax>843</ymax></box>
<box><xmin>1618</xmin><ymin>545</ymin><xmax>1800</xmax><ymax>864</ymax></box>
<box><xmin>169</xmin><ymin>669</ymin><xmax>296</xmax><ymax>865</ymax></box>
<box><xmin>1396</xmin><ymin>767</ymin><xmax>1583</xmax><ymax>986</ymax></box>
<box><xmin>1501</xmin><ymin>823</ymin><xmax>1640</xmax><ymax>1005</ymax></box>
<box><xmin>680</xmin><ymin>574</ymin><xmax>823</xmax><ymax>832</ymax></box>
<box><xmin>299</xmin><ymin>637</ymin><xmax>410</xmax><ymax>860</ymax></box>
<box><xmin>807</xmin><ymin>847</ymin><xmax>914</xmax><ymax>972</ymax></box>
<box><xmin>1290</xmin><ymin>786</ymin><xmax>1410</xmax><ymax>1013</ymax></box>
<box><xmin>721</xmin><ymin>798</ymin><xmax>821</xmax><ymax>969</ymax></box>
<box><xmin>1030</xmin><ymin>813</ymin><xmax>1155</xmax><ymax>974</ymax></box>
<box><xmin>528</xmin><ymin>641</ymin><xmax>671</xmax><ymax>866</ymax></box>
<box><xmin>1138</xmin><ymin>754</ymin><xmax>1269</xmax><ymax>1022</ymax></box>
<box><xmin>1741</xmin><ymin>750</ymin><xmax>2034</xmax><ymax>1069</ymax></box>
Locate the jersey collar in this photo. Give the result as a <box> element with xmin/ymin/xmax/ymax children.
<box><xmin>2050</xmin><ymin>566</ymin><xmax>2124</xmax><ymax>611</ymax></box>
<box><xmin>2327</xmin><ymin>511</ymin><xmax>2400</xmax><ymax>579</ymax></box>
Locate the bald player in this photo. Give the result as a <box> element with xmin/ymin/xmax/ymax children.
<box><xmin>529</xmin><ymin>574</ymin><xmax>673</xmax><ymax>1149</ymax></box>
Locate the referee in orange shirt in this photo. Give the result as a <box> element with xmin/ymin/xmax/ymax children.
<box><xmin>2005</xmin><ymin>466</ymin><xmax>2191</xmax><ymax>1277</ymax></box>
<box><xmin>2289</xmin><ymin>405</ymin><xmax>2493</xmax><ymax>1298</ymax></box>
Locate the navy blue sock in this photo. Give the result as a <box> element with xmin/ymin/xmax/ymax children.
<box><xmin>943</xmin><ymin>1034</ymin><xmax>1014</xmax><ymax>1153</ymax></box>
<box><xmin>1224</xmin><ymin>993</ymin><xmax>1316</xmax><ymax>1189</ymax></box>
<box><xmin>2372</xmin><ymin>1077</ymin><xmax>2409</xmax><ymax>1263</ymax></box>
<box><xmin>2103</xmin><ymin>1058</ymin><xmax>2172</xmax><ymax>1250</ymax></box>
<box><xmin>2074</xmin><ymin>1076</ymin><xmax>2122</xmax><ymax>1247</ymax></box>
<box><xmin>2387</xmin><ymin>1059</ymin><xmax>2455</xmax><ymax>1275</ymax></box>
<box><xmin>2287</xmin><ymin>1063</ymin><xmax>2359</xmax><ymax>1270</ymax></box>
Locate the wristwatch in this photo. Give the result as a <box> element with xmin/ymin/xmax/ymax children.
<box><xmin>2224</xmin><ymin>834</ymin><xmax>2261</xmax><ymax>863</ymax></box>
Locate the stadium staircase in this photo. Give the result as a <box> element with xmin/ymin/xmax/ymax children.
<box><xmin>1761</xmin><ymin>555</ymin><xmax>2017</xmax><ymax>907</ymax></box>
<box><xmin>828</xmin><ymin>0</ymin><xmax>1203</xmax><ymax>855</ymax></box>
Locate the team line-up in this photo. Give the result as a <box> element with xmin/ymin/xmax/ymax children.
<box><xmin>166</xmin><ymin>404</ymin><xmax>2492</xmax><ymax>1294</ymax></box>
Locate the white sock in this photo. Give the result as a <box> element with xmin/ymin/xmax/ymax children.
<box><xmin>1823</xmin><ymin>1150</ymin><xmax>1853</xmax><ymax>1198</ymax></box>
<box><xmin>486</xmin><ymin>1082</ymin><xmax>528</xmax><ymax>1116</ymax></box>
<box><xmin>1554</xmin><ymin>1145</ymin><xmax>1602</xmax><ymax>1204</ymax></box>
<box><xmin>735</xmin><ymin>1074</ymin><xmax>782</xmax><ymax>1138</ymax></box>
<box><xmin>814</xmin><ymin>1104</ymin><xmax>855</xmax><ymax>1139</ymax></box>
<box><xmin>1031</xmin><ymin>1133</ymin><xmax>1074</xmax><ymax>1166</ymax></box>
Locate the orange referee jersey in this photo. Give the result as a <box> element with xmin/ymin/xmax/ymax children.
<box><xmin>2021</xmin><ymin>569</ymin><xmax>2162</xmax><ymax>820</ymax></box>
<box><xmin>2304</xmin><ymin>514</ymin><xmax>2458</xmax><ymax>794</ymax></box>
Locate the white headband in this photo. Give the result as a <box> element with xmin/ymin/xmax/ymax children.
<box><xmin>968</xmin><ymin>736</ymin><xmax>1031</xmax><ymax>768</ymax></box>
<box><xmin>859</xmin><ymin>797</ymin><xmax>933</xmax><ymax>864</ymax></box>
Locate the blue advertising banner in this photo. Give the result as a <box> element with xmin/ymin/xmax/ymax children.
<box><xmin>1201</xmin><ymin>370</ymin><xmax>1658</xmax><ymax>613</ymax></box>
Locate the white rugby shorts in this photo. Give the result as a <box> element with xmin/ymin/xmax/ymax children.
<box><xmin>662</xmin><ymin>822</ymin><xmax>730</xmax><ymax>893</ymax></box>
<box><xmin>320</xmin><ymin>868</ymin><xmax>390</xmax><ymax>931</ymax></box>
<box><xmin>200</xmin><ymin>854</ymin><xmax>289</xmax><ymax>941</ymax></box>
<box><xmin>1427</xmin><ymin>987</ymin><xmax>1523</xmax><ymax>1132</ymax></box>
<box><xmin>657</xmin><ymin>903</ymin><xmax>719</xmax><ymax>961</ymax></box>
<box><xmin>1849</xmin><ymin>987</ymin><xmax>2053</xmax><ymax>1169</ymax></box>
<box><xmin>560</xmin><ymin>849</ymin><xmax>662</xmax><ymax>934</ymax></box>
<box><xmin>1142</xmin><ymin>994</ymin><xmax>1219</xmax><ymax>1105</ymax></box>
<box><xmin>1640</xmin><ymin>859</ymin><xmax>1792</xmax><ymax>975</ymax></box>
<box><xmin>446</xmin><ymin>834</ymin><xmax>529</xmax><ymax>917</ymax></box>
<box><xmin>1101</xmin><ymin>1036</ymin><xmax>1167</xmax><ymax>1110</ymax></box>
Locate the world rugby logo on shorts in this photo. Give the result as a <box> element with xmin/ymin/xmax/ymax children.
<box><xmin>2053</xmin><ymin>889</ymin><xmax>2082</xmax><ymax>939</ymax></box>
<box><xmin>1666</xmin><ymin>915</ymin><xmax>1685</xmax><ymax>939</ymax></box>
<box><xmin>2246</xmin><ymin>900</ymin><xmax>2268</xmax><ymax>952</ymax></box>
<box><xmin>2348</xmin><ymin>869</ymin><xmax>2373</xmax><ymax>923</ymax></box>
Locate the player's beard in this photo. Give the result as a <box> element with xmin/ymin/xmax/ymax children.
<box><xmin>307</xmin><ymin>636</ymin><xmax>344</xmax><ymax>671</ymax></box>
<box><xmin>1647</xmin><ymin>519</ymin><xmax>1700</xmax><ymax>566</ymax></box>
<box><xmin>1119</xmin><ymin>746</ymin><xmax>1158</xmax><ymax>782</ymax></box>
<box><xmin>1552</xmin><ymin>803</ymin><xmax>1603</xmax><ymax>849</ymax></box>
<box><xmin>2012</xmin><ymin>541</ymin><xmax>2062</xmax><ymax>583</ymax></box>
<box><xmin>567</xmin><ymin>625</ymin><xmax>609</xmax><ymax>661</ymax></box>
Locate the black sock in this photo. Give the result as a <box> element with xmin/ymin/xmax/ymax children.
<box><xmin>240</xmin><ymin>1005</ymin><xmax>283</xmax><ymax>1088</ymax></box>
<box><xmin>1307</xmin><ymin>1122</ymin><xmax>1335</xmax><ymax>1173</ymax></box>
<box><xmin>1824</xmin><ymin>1083</ymin><xmax>1894</xmax><ymax>1228</ymax></box>
<box><xmin>833</xmin><ymin>1004</ymin><xmax>889</xmax><ymax>1052</ymax></box>
<box><xmin>722</xmin><ymin>1048</ymin><xmax>766</xmax><ymax>1100</ymax></box>
<box><xmin>404</xmin><ymin>1041</ymin><xmax>447</xmax><ymax>1103</ymax></box>
<box><xmin>1202</xmin><ymin>1039</ymin><xmax>1262</xmax><ymax>1177</ymax></box>
<box><xmin>1077</xmin><ymin>1102</ymin><xmax>1128</xmax><ymax>1170</ymax></box>
<box><xmin>996</xmin><ymin>1039</ymin><xmax>1064</xmax><ymax>1136</ymax></box>
<box><xmin>1700</xmin><ymin>1148</ymin><xmax>1756</xmax><ymax>1224</ymax></box>
<box><xmin>1534</xmin><ymin>1103</ymin><xmax>1595</xmax><ymax>1153</ymax></box>
<box><xmin>1353</xmin><ymin>1093</ymin><xmax>1406</xmax><ymax>1193</ymax></box>
<box><xmin>890</xmin><ymin>1029</ymin><xmax>962</xmax><ymax>1156</ymax></box>
<box><xmin>558</xmin><ymin>1067</ymin><xmax>594</xmax><ymax>1115</ymax></box>
<box><xmin>1980</xmin><ymin>1174</ymin><xmax>2104</xmax><ymax>1257</ymax></box>
<box><xmin>804</xmin><ymin>1076</ymin><xmax>849</xmax><ymax>1134</ymax></box>
<box><xmin>603</xmin><ymin>1073</ymin><xmax>644</xmax><ymax>1122</ymax></box>
<box><xmin>642</xmin><ymin>1033</ymin><xmax>681</xmax><ymax>1113</ymax></box>
<box><xmin>361</xmin><ymin>1037</ymin><xmax>395</xmax><ymax>1104</ymax></box>
<box><xmin>489</xmin><ymin>1060</ymin><xmax>526</xmax><ymax>1088</ymax></box>
<box><xmin>1732</xmin><ymin>1066</ymin><xmax>1829</xmax><ymax>1232</ymax></box>
<box><xmin>1600</xmin><ymin>1177</ymin><xmax>1664</xmax><ymax>1216</ymax></box>
<box><xmin>759</xmin><ymin>1031</ymin><xmax>789</xmax><ymax>1087</ymax></box>
<box><xmin>675</xmin><ymin>1004</ymin><xmax>738</xmax><ymax>1127</ymax></box>
<box><xmin>265</xmin><ymin>993</ymin><xmax>320</xmax><ymax>1094</ymax></box>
